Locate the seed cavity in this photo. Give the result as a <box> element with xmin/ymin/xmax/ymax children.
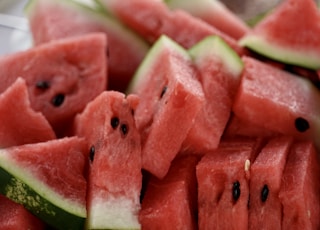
<box><xmin>89</xmin><ymin>145</ymin><xmax>95</xmax><ymax>162</ymax></box>
<box><xmin>51</xmin><ymin>94</ymin><xmax>65</xmax><ymax>107</ymax></box>
<box><xmin>295</xmin><ymin>117</ymin><xmax>310</xmax><ymax>132</ymax></box>
<box><xmin>261</xmin><ymin>184</ymin><xmax>269</xmax><ymax>202</ymax></box>
<box><xmin>160</xmin><ymin>85</ymin><xmax>168</xmax><ymax>99</ymax></box>
<box><xmin>36</xmin><ymin>81</ymin><xmax>50</xmax><ymax>90</ymax></box>
<box><xmin>120</xmin><ymin>123</ymin><xmax>129</xmax><ymax>136</ymax></box>
<box><xmin>232</xmin><ymin>181</ymin><xmax>241</xmax><ymax>203</ymax></box>
<box><xmin>111</xmin><ymin>117</ymin><xmax>120</xmax><ymax>129</ymax></box>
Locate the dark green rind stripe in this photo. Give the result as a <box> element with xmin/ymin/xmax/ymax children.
<box><xmin>0</xmin><ymin>167</ymin><xmax>85</xmax><ymax>230</ymax></box>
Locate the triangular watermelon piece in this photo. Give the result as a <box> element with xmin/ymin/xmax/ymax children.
<box><xmin>73</xmin><ymin>91</ymin><xmax>142</xmax><ymax>229</ymax></box>
<box><xmin>0</xmin><ymin>78</ymin><xmax>56</xmax><ymax>148</ymax></box>
<box><xmin>0</xmin><ymin>33</ymin><xmax>107</xmax><ymax>136</ymax></box>
<box><xmin>239</xmin><ymin>0</ymin><xmax>320</xmax><ymax>69</ymax></box>
<box><xmin>0</xmin><ymin>137</ymin><xmax>88</xmax><ymax>230</ymax></box>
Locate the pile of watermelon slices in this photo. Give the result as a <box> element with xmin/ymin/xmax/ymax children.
<box><xmin>0</xmin><ymin>0</ymin><xmax>319</xmax><ymax>229</ymax></box>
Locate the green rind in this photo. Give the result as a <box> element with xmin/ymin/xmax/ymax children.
<box><xmin>239</xmin><ymin>34</ymin><xmax>320</xmax><ymax>70</ymax></box>
<box><xmin>127</xmin><ymin>35</ymin><xmax>190</xmax><ymax>94</ymax></box>
<box><xmin>189</xmin><ymin>35</ymin><xmax>243</xmax><ymax>76</ymax></box>
<box><xmin>0</xmin><ymin>167</ymin><xmax>85</xmax><ymax>230</ymax></box>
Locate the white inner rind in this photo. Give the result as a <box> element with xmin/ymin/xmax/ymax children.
<box><xmin>0</xmin><ymin>150</ymin><xmax>86</xmax><ymax>218</ymax></box>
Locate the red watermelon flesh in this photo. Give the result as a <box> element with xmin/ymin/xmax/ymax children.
<box><xmin>139</xmin><ymin>155</ymin><xmax>199</xmax><ymax>230</ymax></box>
<box><xmin>279</xmin><ymin>141</ymin><xmax>320</xmax><ymax>230</ymax></box>
<box><xmin>239</xmin><ymin>0</ymin><xmax>320</xmax><ymax>70</ymax></box>
<box><xmin>249</xmin><ymin>136</ymin><xmax>293</xmax><ymax>230</ymax></box>
<box><xmin>0</xmin><ymin>78</ymin><xmax>56</xmax><ymax>148</ymax></box>
<box><xmin>233</xmin><ymin>56</ymin><xmax>320</xmax><ymax>150</ymax></box>
<box><xmin>0</xmin><ymin>33</ymin><xmax>107</xmax><ymax>136</ymax></box>
<box><xmin>97</xmin><ymin>0</ymin><xmax>244</xmax><ymax>55</ymax></box>
<box><xmin>26</xmin><ymin>0</ymin><xmax>149</xmax><ymax>92</ymax></box>
<box><xmin>0</xmin><ymin>194</ymin><xmax>45</xmax><ymax>230</ymax></box>
<box><xmin>128</xmin><ymin>36</ymin><xmax>205</xmax><ymax>179</ymax></box>
<box><xmin>73</xmin><ymin>91</ymin><xmax>142</xmax><ymax>229</ymax></box>
<box><xmin>196</xmin><ymin>147</ymin><xmax>253</xmax><ymax>230</ymax></box>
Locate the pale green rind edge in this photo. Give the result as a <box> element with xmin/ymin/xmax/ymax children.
<box><xmin>239</xmin><ymin>34</ymin><xmax>320</xmax><ymax>70</ymax></box>
<box><xmin>0</xmin><ymin>167</ymin><xmax>85</xmax><ymax>230</ymax></box>
<box><xmin>127</xmin><ymin>35</ymin><xmax>190</xmax><ymax>94</ymax></box>
<box><xmin>0</xmin><ymin>151</ymin><xmax>86</xmax><ymax>218</ymax></box>
<box><xmin>189</xmin><ymin>35</ymin><xmax>243</xmax><ymax>77</ymax></box>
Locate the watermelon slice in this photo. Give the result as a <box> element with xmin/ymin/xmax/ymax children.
<box><xmin>197</xmin><ymin>146</ymin><xmax>253</xmax><ymax>229</ymax></box>
<box><xmin>97</xmin><ymin>0</ymin><xmax>244</xmax><ymax>55</ymax></box>
<box><xmin>279</xmin><ymin>141</ymin><xmax>320</xmax><ymax>229</ymax></box>
<box><xmin>239</xmin><ymin>0</ymin><xmax>320</xmax><ymax>69</ymax></box>
<box><xmin>139</xmin><ymin>155</ymin><xmax>199</xmax><ymax>229</ymax></box>
<box><xmin>0</xmin><ymin>78</ymin><xmax>56</xmax><ymax>148</ymax></box>
<box><xmin>25</xmin><ymin>0</ymin><xmax>149</xmax><ymax>92</ymax></box>
<box><xmin>0</xmin><ymin>33</ymin><xmax>107</xmax><ymax>136</ymax></box>
<box><xmin>165</xmin><ymin>0</ymin><xmax>250</xmax><ymax>40</ymax></box>
<box><xmin>233</xmin><ymin>56</ymin><xmax>320</xmax><ymax>150</ymax></box>
<box><xmin>0</xmin><ymin>137</ymin><xmax>88</xmax><ymax>230</ymax></box>
<box><xmin>128</xmin><ymin>35</ymin><xmax>205</xmax><ymax>178</ymax></box>
<box><xmin>181</xmin><ymin>35</ymin><xmax>243</xmax><ymax>153</ymax></box>
<box><xmin>249</xmin><ymin>136</ymin><xmax>293</xmax><ymax>230</ymax></box>
<box><xmin>73</xmin><ymin>91</ymin><xmax>142</xmax><ymax>229</ymax></box>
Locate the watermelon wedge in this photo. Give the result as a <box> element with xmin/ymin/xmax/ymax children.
<box><xmin>0</xmin><ymin>78</ymin><xmax>56</xmax><ymax>148</ymax></box>
<box><xmin>279</xmin><ymin>141</ymin><xmax>320</xmax><ymax>229</ymax></box>
<box><xmin>239</xmin><ymin>0</ymin><xmax>320</xmax><ymax>69</ymax></box>
<box><xmin>128</xmin><ymin>35</ymin><xmax>205</xmax><ymax>179</ymax></box>
<box><xmin>0</xmin><ymin>137</ymin><xmax>88</xmax><ymax>230</ymax></box>
<box><xmin>0</xmin><ymin>33</ymin><xmax>107</xmax><ymax>136</ymax></box>
<box><xmin>73</xmin><ymin>91</ymin><xmax>142</xmax><ymax>229</ymax></box>
<box><xmin>25</xmin><ymin>0</ymin><xmax>149</xmax><ymax>92</ymax></box>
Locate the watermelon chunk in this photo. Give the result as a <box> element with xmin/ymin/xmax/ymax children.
<box><xmin>25</xmin><ymin>0</ymin><xmax>149</xmax><ymax>92</ymax></box>
<box><xmin>279</xmin><ymin>141</ymin><xmax>320</xmax><ymax>229</ymax></box>
<box><xmin>233</xmin><ymin>56</ymin><xmax>320</xmax><ymax>150</ymax></box>
<box><xmin>0</xmin><ymin>78</ymin><xmax>56</xmax><ymax>148</ymax></box>
<box><xmin>249</xmin><ymin>136</ymin><xmax>293</xmax><ymax>230</ymax></box>
<box><xmin>97</xmin><ymin>0</ymin><xmax>244</xmax><ymax>55</ymax></box>
<box><xmin>0</xmin><ymin>33</ymin><xmax>107</xmax><ymax>136</ymax></box>
<box><xmin>128</xmin><ymin>35</ymin><xmax>205</xmax><ymax>178</ymax></box>
<box><xmin>73</xmin><ymin>91</ymin><xmax>142</xmax><ymax>229</ymax></box>
<box><xmin>196</xmin><ymin>146</ymin><xmax>253</xmax><ymax>229</ymax></box>
<box><xmin>139</xmin><ymin>155</ymin><xmax>199</xmax><ymax>230</ymax></box>
<box><xmin>0</xmin><ymin>137</ymin><xmax>88</xmax><ymax>230</ymax></box>
<box><xmin>239</xmin><ymin>0</ymin><xmax>320</xmax><ymax>69</ymax></box>
<box><xmin>181</xmin><ymin>35</ymin><xmax>243</xmax><ymax>153</ymax></box>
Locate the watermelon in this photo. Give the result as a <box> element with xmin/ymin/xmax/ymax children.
<box><xmin>239</xmin><ymin>0</ymin><xmax>320</xmax><ymax>70</ymax></box>
<box><xmin>181</xmin><ymin>35</ymin><xmax>243</xmax><ymax>153</ymax></box>
<box><xmin>196</xmin><ymin>146</ymin><xmax>253</xmax><ymax>229</ymax></box>
<box><xmin>96</xmin><ymin>0</ymin><xmax>244</xmax><ymax>55</ymax></box>
<box><xmin>248</xmin><ymin>136</ymin><xmax>293</xmax><ymax>230</ymax></box>
<box><xmin>127</xmin><ymin>35</ymin><xmax>205</xmax><ymax>179</ymax></box>
<box><xmin>139</xmin><ymin>155</ymin><xmax>199</xmax><ymax>230</ymax></box>
<box><xmin>165</xmin><ymin>0</ymin><xmax>251</xmax><ymax>40</ymax></box>
<box><xmin>0</xmin><ymin>78</ymin><xmax>56</xmax><ymax>148</ymax></box>
<box><xmin>73</xmin><ymin>91</ymin><xmax>142</xmax><ymax>229</ymax></box>
<box><xmin>25</xmin><ymin>0</ymin><xmax>149</xmax><ymax>92</ymax></box>
<box><xmin>0</xmin><ymin>137</ymin><xmax>88</xmax><ymax>230</ymax></box>
<box><xmin>0</xmin><ymin>33</ymin><xmax>107</xmax><ymax>136</ymax></box>
<box><xmin>279</xmin><ymin>141</ymin><xmax>320</xmax><ymax>229</ymax></box>
<box><xmin>0</xmin><ymin>194</ymin><xmax>45</xmax><ymax>230</ymax></box>
<box><xmin>233</xmin><ymin>56</ymin><xmax>320</xmax><ymax>150</ymax></box>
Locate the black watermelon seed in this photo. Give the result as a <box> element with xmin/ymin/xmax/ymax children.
<box><xmin>261</xmin><ymin>184</ymin><xmax>269</xmax><ymax>202</ymax></box>
<box><xmin>89</xmin><ymin>145</ymin><xmax>95</xmax><ymax>162</ymax></box>
<box><xmin>295</xmin><ymin>117</ymin><xmax>310</xmax><ymax>132</ymax></box>
<box><xmin>160</xmin><ymin>86</ymin><xmax>168</xmax><ymax>99</ymax></box>
<box><xmin>36</xmin><ymin>81</ymin><xmax>50</xmax><ymax>90</ymax></box>
<box><xmin>120</xmin><ymin>123</ymin><xmax>128</xmax><ymax>136</ymax></box>
<box><xmin>111</xmin><ymin>117</ymin><xmax>120</xmax><ymax>129</ymax></box>
<box><xmin>51</xmin><ymin>94</ymin><xmax>65</xmax><ymax>107</ymax></box>
<box><xmin>232</xmin><ymin>181</ymin><xmax>241</xmax><ymax>203</ymax></box>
